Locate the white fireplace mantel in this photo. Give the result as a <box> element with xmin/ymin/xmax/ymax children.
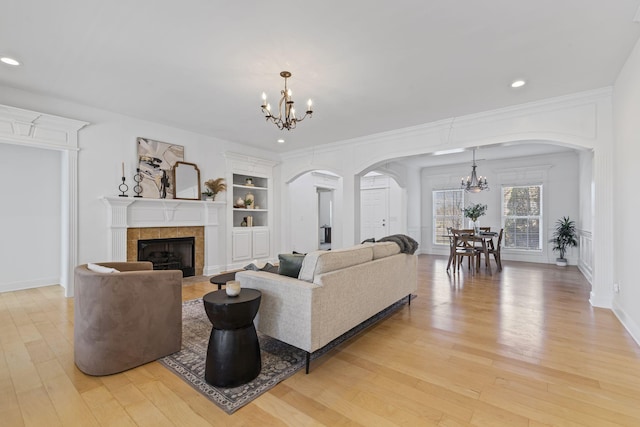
<box><xmin>102</xmin><ymin>196</ymin><xmax>227</xmax><ymax>274</ymax></box>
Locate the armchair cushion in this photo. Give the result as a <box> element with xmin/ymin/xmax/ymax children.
<box><xmin>87</xmin><ymin>262</ymin><xmax>120</xmax><ymax>273</ymax></box>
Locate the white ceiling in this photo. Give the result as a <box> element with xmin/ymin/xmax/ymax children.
<box><xmin>1</xmin><ymin>0</ymin><xmax>639</xmax><ymax>155</ymax></box>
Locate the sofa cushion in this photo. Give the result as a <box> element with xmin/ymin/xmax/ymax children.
<box><xmin>298</xmin><ymin>244</ymin><xmax>374</xmax><ymax>282</ymax></box>
<box><xmin>87</xmin><ymin>263</ymin><xmax>120</xmax><ymax>273</ymax></box>
<box><xmin>372</xmin><ymin>242</ymin><xmax>401</xmax><ymax>259</ymax></box>
<box><xmin>278</xmin><ymin>253</ymin><xmax>306</xmax><ymax>278</ymax></box>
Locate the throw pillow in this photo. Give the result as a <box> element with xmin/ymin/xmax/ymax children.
<box><xmin>244</xmin><ymin>262</ymin><xmax>275</xmax><ymax>272</ymax></box>
<box><xmin>278</xmin><ymin>253</ymin><xmax>305</xmax><ymax>278</ymax></box>
<box><xmin>87</xmin><ymin>263</ymin><xmax>120</xmax><ymax>273</ymax></box>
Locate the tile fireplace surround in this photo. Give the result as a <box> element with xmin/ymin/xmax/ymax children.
<box><xmin>102</xmin><ymin>196</ymin><xmax>226</xmax><ymax>275</ymax></box>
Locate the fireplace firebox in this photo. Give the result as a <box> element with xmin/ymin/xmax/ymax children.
<box><xmin>138</xmin><ymin>237</ymin><xmax>195</xmax><ymax>277</ymax></box>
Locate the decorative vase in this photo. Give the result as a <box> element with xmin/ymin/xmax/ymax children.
<box><xmin>226</xmin><ymin>280</ymin><xmax>241</xmax><ymax>297</ymax></box>
<box><xmin>245</xmin><ymin>192</ymin><xmax>254</xmax><ymax>209</ymax></box>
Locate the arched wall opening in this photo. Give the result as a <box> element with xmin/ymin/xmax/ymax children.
<box><xmin>283</xmin><ymin>169</ymin><xmax>344</xmax><ymax>253</ymax></box>
<box><xmin>354</xmin><ymin>141</ymin><xmax>592</xmax><ymax>269</ymax></box>
<box><xmin>278</xmin><ymin>89</ymin><xmax>612</xmax><ymax>307</ymax></box>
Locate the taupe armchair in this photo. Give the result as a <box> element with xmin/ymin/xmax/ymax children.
<box><xmin>74</xmin><ymin>262</ymin><xmax>182</xmax><ymax>376</ymax></box>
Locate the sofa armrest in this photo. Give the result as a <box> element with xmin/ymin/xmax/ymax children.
<box><xmin>236</xmin><ymin>270</ymin><xmax>319</xmax><ymax>352</ymax></box>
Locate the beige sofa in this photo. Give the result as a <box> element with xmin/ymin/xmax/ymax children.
<box><xmin>74</xmin><ymin>262</ymin><xmax>183</xmax><ymax>376</ymax></box>
<box><xmin>236</xmin><ymin>242</ymin><xmax>417</xmax><ymax>372</ymax></box>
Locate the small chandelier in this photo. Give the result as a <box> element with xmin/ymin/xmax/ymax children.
<box><xmin>461</xmin><ymin>149</ymin><xmax>489</xmax><ymax>193</ymax></box>
<box><xmin>260</xmin><ymin>71</ymin><xmax>313</xmax><ymax>131</ymax></box>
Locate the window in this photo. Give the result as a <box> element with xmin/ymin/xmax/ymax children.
<box><xmin>433</xmin><ymin>189</ymin><xmax>464</xmax><ymax>245</ymax></box>
<box><xmin>502</xmin><ymin>185</ymin><xmax>542</xmax><ymax>250</ymax></box>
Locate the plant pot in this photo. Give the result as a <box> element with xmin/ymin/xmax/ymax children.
<box><xmin>555</xmin><ymin>258</ymin><xmax>568</xmax><ymax>267</ymax></box>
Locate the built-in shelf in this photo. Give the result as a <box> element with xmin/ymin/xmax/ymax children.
<box><xmin>225</xmin><ymin>153</ymin><xmax>277</xmax><ymax>267</ymax></box>
<box><xmin>233</xmin><ymin>184</ymin><xmax>267</xmax><ymax>191</ymax></box>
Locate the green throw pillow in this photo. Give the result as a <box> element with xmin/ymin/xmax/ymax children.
<box><xmin>278</xmin><ymin>253</ymin><xmax>305</xmax><ymax>278</ymax></box>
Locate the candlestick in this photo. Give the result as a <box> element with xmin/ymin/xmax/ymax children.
<box><xmin>118</xmin><ymin>175</ymin><xmax>129</xmax><ymax>197</ymax></box>
<box><xmin>133</xmin><ymin>168</ymin><xmax>143</xmax><ymax>198</ymax></box>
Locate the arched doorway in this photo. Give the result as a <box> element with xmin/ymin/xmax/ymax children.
<box><xmin>285</xmin><ymin>169</ymin><xmax>343</xmax><ymax>253</ymax></box>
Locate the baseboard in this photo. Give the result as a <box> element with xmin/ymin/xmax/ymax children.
<box><xmin>612</xmin><ymin>299</ymin><xmax>640</xmax><ymax>347</ymax></box>
<box><xmin>0</xmin><ymin>277</ymin><xmax>60</xmax><ymax>294</ymax></box>
<box><xmin>577</xmin><ymin>263</ymin><xmax>593</xmax><ymax>284</ymax></box>
<box><xmin>202</xmin><ymin>265</ymin><xmax>225</xmax><ymax>276</ymax></box>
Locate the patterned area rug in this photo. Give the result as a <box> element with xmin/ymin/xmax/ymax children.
<box><xmin>160</xmin><ymin>295</ymin><xmax>413</xmax><ymax>414</ymax></box>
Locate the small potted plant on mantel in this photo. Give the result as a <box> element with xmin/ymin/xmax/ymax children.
<box><xmin>463</xmin><ymin>203</ymin><xmax>487</xmax><ymax>233</ymax></box>
<box><xmin>549</xmin><ymin>216</ymin><xmax>578</xmax><ymax>266</ymax></box>
<box><xmin>201</xmin><ymin>189</ymin><xmax>214</xmax><ymax>200</ymax></box>
<box><xmin>203</xmin><ymin>178</ymin><xmax>227</xmax><ymax>201</ymax></box>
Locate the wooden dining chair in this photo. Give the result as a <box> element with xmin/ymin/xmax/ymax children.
<box><xmin>479</xmin><ymin>227</ymin><xmax>491</xmax><ymax>232</ymax></box>
<box><xmin>451</xmin><ymin>229</ymin><xmax>477</xmax><ymax>273</ymax></box>
<box><xmin>446</xmin><ymin>227</ymin><xmax>456</xmax><ymax>271</ymax></box>
<box><xmin>481</xmin><ymin>228</ymin><xmax>503</xmax><ymax>271</ymax></box>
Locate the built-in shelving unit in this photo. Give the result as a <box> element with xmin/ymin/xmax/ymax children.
<box><xmin>225</xmin><ymin>153</ymin><xmax>277</xmax><ymax>268</ymax></box>
<box><xmin>232</xmin><ymin>174</ymin><xmax>269</xmax><ymax>227</ymax></box>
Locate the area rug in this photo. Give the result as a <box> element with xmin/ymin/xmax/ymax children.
<box><xmin>159</xmin><ymin>295</ymin><xmax>414</xmax><ymax>414</ymax></box>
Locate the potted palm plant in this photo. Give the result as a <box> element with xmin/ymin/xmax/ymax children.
<box><xmin>549</xmin><ymin>216</ymin><xmax>578</xmax><ymax>266</ymax></box>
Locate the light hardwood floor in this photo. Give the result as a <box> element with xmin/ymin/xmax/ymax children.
<box><xmin>2</xmin><ymin>256</ymin><xmax>640</xmax><ymax>426</ymax></box>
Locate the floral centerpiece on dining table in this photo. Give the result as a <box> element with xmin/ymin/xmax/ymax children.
<box><xmin>463</xmin><ymin>203</ymin><xmax>487</xmax><ymax>232</ymax></box>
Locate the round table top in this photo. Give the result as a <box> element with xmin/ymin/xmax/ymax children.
<box><xmin>203</xmin><ymin>288</ymin><xmax>261</xmax><ymax>306</ymax></box>
<box><xmin>202</xmin><ymin>288</ymin><xmax>261</xmax><ymax>329</ymax></box>
<box><xmin>209</xmin><ymin>271</ymin><xmax>237</xmax><ymax>286</ymax></box>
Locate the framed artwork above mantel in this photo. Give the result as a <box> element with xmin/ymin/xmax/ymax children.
<box><xmin>137</xmin><ymin>137</ymin><xmax>184</xmax><ymax>199</ymax></box>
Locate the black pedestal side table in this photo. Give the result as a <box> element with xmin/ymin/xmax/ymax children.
<box><xmin>202</xmin><ymin>288</ymin><xmax>262</xmax><ymax>387</ymax></box>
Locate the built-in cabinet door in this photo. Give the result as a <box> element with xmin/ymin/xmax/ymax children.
<box><xmin>232</xmin><ymin>229</ymin><xmax>252</xmax><ymax>261</ymax></box>
<box><xmin>252</xmin><ymin>228</ymin><xmax>270</xmax><ymax>259</ymax></box>
<box><xmin>232</xmin><ymin>228</ymin><xmax>270</xmax><ymax>262</ymax></box>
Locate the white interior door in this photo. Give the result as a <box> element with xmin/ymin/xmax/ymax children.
<box><xmin>361</xmin><ymin>188</ymin><xmax>389</xmax><ymax>241</ymax></box>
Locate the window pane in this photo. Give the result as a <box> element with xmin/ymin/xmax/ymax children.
<box><xmin>433</xmin><ymin>189</ymin><xmax>464</xmax><ymax>245</ymax></box>
<box><xmin>502</xmin><ymin>185</ymin><xmax>542</xmax><ymax>251</ymax></box>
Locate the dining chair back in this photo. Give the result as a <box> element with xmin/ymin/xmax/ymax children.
<box><xmin>451</xmin><ymin>229</ymin><xmax>477</xmax><ymax>273</ymax></box>
<box><xmin>446</xmin><ymin>227</ymin><xmax>456</xmax><ymax>271</ymax></box>
<box><xmin>485</xmin><ymin>228</ymin><xmax>503</xmax><ymax>271</ymax></box>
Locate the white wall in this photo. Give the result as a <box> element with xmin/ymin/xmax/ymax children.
<box><xmin>287</xmin><ymin>171</ymin><xmax>341</xmax><ymax>253</ymax></box>
<box><xmin>0</xmin><ymin>144</ymin><xmax>62</xmax><ymax>292</ymax></box>
<box><xmin>0</xmin><ymin>85</ymin><xmax>279</xmax><ymax>283</ymax></box>
<box><xmin>612</xmin><ymin>37</ymin><xmax>640</xmax><ymax>344</ymax></box>
<box><xmin>418</xmin><ymin>151</ymin><xmax>580</xmax><ymax>264</ymax></box>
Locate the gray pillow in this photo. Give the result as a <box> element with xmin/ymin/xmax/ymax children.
<box><xmin>278</xmin><ymin>253</ymin><xmax>305</xmax><ymax>278</ymax></box>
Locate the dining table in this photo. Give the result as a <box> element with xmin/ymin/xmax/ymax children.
<box><xmin>446</xmin><ymin>231</ymin><xmax>498</xmax><ymax>275</ymax></box>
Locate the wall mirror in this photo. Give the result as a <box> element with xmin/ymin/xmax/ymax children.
<box><xmin>173</xmin><ymin>161</ymin><xmax>201</xmax><ymax>200</ymax></box>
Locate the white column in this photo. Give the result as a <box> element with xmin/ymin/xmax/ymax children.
<box><xmin>103</xmin><ymin>198</ymin><xmax>135</xmax><ymax>261</ymax></box>
<box><xmin>590</xmin><ymin>144</ymin><xmax>614</xmax><ymax>307</ymax></box>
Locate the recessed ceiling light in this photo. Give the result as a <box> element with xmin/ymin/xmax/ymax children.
<box><xmin>1</xmin><ymin>57</ymin><xmax>21</xmax><ymax>66</ymax></box>
<box><xmin>511</xmin><ymin>79</ymin><xmax>526</xmax><ymax>88</ymax></box>
<box><xmin>277</xmin><ymin>139</ymin><xmax>285</xmax><ymax>144</ymax></box>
